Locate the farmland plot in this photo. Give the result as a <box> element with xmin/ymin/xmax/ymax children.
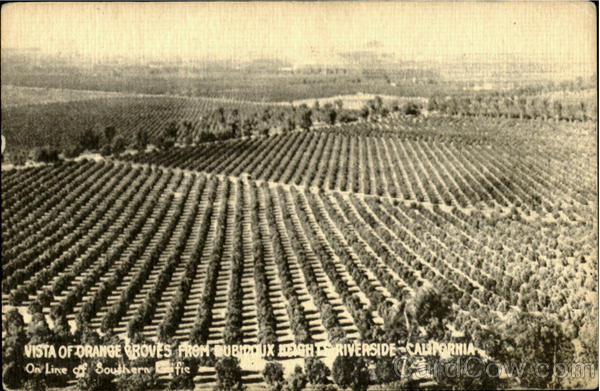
<box><xmin>0</xmin><ymin>85</ymin><xmax>133</xmax><ymax>108</ymax></box>
<box><xmin>1</xmin><ymin>95</ymin><xmax>290</xmax><ymax>153</ymax></box>
<box><xmin>2</xmin><ymin>149</ymin><xmax>596</xmax><ymax>385</ymax></box>
<box><xmin>125</xmin><ymin>127</ymin><xmax>595</xmax><ymax>215</ymax></box>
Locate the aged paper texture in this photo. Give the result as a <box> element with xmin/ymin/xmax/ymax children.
<box><xmin>1</xmin><ymin>2</ymin><xmax>597</xmax><ymax>390</ymax></box>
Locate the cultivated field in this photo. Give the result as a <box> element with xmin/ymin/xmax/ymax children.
<box><xmin>0</xmin><ymin>85</ymin><xmax>135</xmax><ymax>108</ymax></box>
<box><xmin>2</xmin><ymin>115</ymin><xmax>597</xmax><ymax>387</ymax></box>
<box><xmin>1</xmin><ymin>93</ymin><xmax>291</xmax><ymax>155</ymax></box>
<box><xmin>124</xmin><ymin>118</ymin><xmax>595</xmax><ymax>208</ymax></box>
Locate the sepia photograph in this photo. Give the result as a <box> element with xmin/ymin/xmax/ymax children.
<box><xmin>1</xmin><ymin>1</ymin><xmax>597</xmax><ymax>390</ymax></box>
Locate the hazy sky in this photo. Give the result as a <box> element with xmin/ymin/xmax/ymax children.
<box><xmin>1</xmin><ymin>2</ymin><xmax>596</xmax><ymax>68</ymax></box>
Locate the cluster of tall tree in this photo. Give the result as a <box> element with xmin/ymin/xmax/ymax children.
<box><xmin>358</xmin><ymin>96</ymin><xmax>424</xmax><ymax>121</ymax></box>
<box><xmin>154</xmin><ymin>105</ymin><xmax>315</xmax><ymax>150</ymax></box>
<box><xmin>58</xmin><ymin>125</ymin><xmax>129</xmax><ymax>159</ymax></box>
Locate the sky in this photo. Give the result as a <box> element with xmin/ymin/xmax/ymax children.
<box><xmin>1</xmin><ymin>2</ymin><xmax>596</xmax><ymax>70</ymax></box>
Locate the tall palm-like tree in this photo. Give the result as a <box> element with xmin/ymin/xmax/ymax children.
<box><xmin>579</xmin><ymin>101</ymin><xmax>587</xmax><ymax>121</ymax></box>
<box><xmin>518</xmin><ymin>97</ymin><xmax>527</xmax><ymax>120</ymax></box>
<box><xmin>448</xmin><ymin>97</ymin><xmax>459</xmax><ymax>117</ymax></box>
<box><xmin>493</xmin><ymin>100</ymin><xmax>501</xmax><ymax>118</ymax></box>
<box><xmin>553</xmin><ymin>101</ymin><xmax>563</xmax><ymax>121</ymax></box>
<box><xmin>529</xmin><ymin>98</ymin><xmax>539</xmax><ymax>120</ymax></box>
<box><xmin>541</xmin><ymin>99</ymin><xmax>550</xmax><ymax>121</ymax></box>
<box><xmin>475</xmin><ymin>95</ymin><xmax>484</xmax><ymax>117</ymax></box>
<box><xmin>462</xmin><ymin>97</ymin><xmax>472</xmax><ymax>117</ymax></box>
<box><xmin>502</xmin><ymin>97</ymin><xmax>513</xmax><ymax>118</ymax></box>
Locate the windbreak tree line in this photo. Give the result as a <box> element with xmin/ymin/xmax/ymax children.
<box><xmin>428</xmin><ymin>93</ymin><xmax>594</xmax><ymax>122</ymax></box>
<box><xmin>63</xmin><ymin>97</ymin><xmax>428</xmax><ymax>161</ymax></box>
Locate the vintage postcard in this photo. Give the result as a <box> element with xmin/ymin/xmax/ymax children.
<box><xmin>1</xmin><ymin>2</ymin><xmax>597</xmax><ymax>390</ymax></box>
